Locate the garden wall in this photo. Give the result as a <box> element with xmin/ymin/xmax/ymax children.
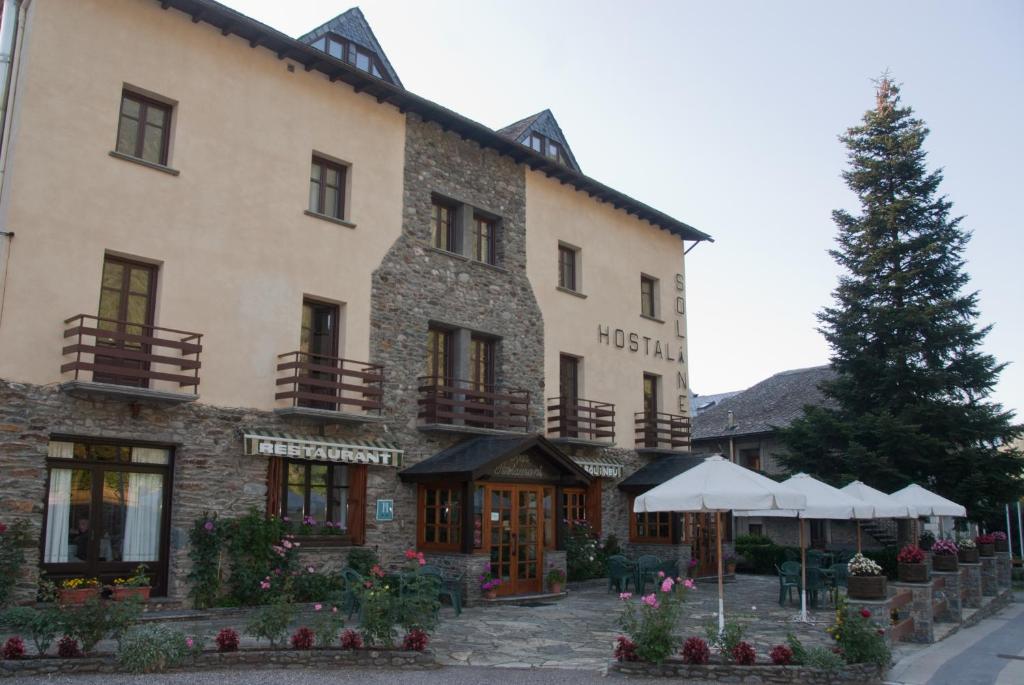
<box><xmin>609</xmin><ymin>658</ymin><xmax>884</xmax><ymax>683</ymax></box>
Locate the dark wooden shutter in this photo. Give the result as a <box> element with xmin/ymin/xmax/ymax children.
<box><xmin>266</xmin><ymin>456</ymin><xmax>283</xmax><ymax>517</ymax></box>
<box><xmin>348</xmin><ymin>464</ymin><xmax>368</xmax><ymax>545</ymax></box>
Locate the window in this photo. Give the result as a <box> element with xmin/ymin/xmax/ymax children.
<box><xmin>95</xmin><ymin>256</ymin><xmax>157</xmax><ymax>388</ymax></box>
<box><xmin>748</xmin><ymin>523</ymin><xmax>764</xmax><ymax>537</ymax></box>
<box><xmin>558</xmin><ymin>244</ymin><xmax>577</xmax><ymax>291</ymax></box>
<box><xmin>563</xmin><ymin>488</ymin><xmax>587</xmax><ymax>525</ymax></box>
<box><xmin>471</xmin><ymin>215</ymin><xmax>496</xmax><ymax>265</ymax></box>
<box><xmin>309</xmin><ymin>157</ymin><xmax>346</xmax><ymax>220</ymax></box>
<box><xmin>431</xmin><ymin>200</ymin><xmax>456</xmax><ymax>252</ymax></box>
<box><xmin>116</xmin><ymin>91</ymin><xmax>171</xmax><ymax>165</ymax></box>
<box><xmin>640</xmin><ymin>275</ymin><xmax>658</xmax><ymax>318</ymax></box>
<box><xmin>810</xmin><ymin>520</ymin><xmax>829</xmax><ymax>548</ymax></box>
<box><xmin>631</xmin><ymin>502</ymin><xmax>673</xmax><ymax>544</ymax></box>
<box><xmin>419</xmin><ymin>486</ymin><xmax>462</xmax><ymax>551</ymax></box>
<box><xmin>469</xmin><ymin>336</ymin><xmax>495</xmax><ymax>391</ymax></box>
<box><xmin>312</xmin><ymin>35</ymin><xmax>387</xmax><ymax>80</ymax></box>
<box><xmin>527</xmin><ymin>133</ymin><xmax>544</xmax><ymax>152</ymax></box>
<box><xmin>739</xmin><ymin>448</ymin><xmax>761</xmax><ymax>472</ymax></box>
<box><xmin>524</xmin><ymin>132</ymin><xmax>570</xmax><ymax>166</ymax></box>
<box><xmin>426</xmin><ymin>327</ymin><xmax>452</xmax><ymax>382</ymax></box>
<box><xmin>283</xmin><ymin>462</ymin><xmax>349</xmax><ymax>528</ymax></box>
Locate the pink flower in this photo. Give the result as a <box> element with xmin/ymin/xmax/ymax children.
<box><xmin>307</xmin><ymin>566</ymin><xmax>315</xmax><ymax>574</ymax></box>
<box><xmin>331</xmin><ymin>607</ymin><xmax>338</xmax><ymax>614</ymax></box>
<box><xmin>203</xmin><ymin>521</ymin><xmax>214</xmax><ymax>532</ymax></box>
<box><xmin>860</xmin><ymin>608</ymin><xmax>872</xmax><ymax>618</ymax></box>
<box><xmin>657</xmin><ymin>571</ymin><xmax>665</xmax><ymax>578</ymax></box>
<box><xmin>282</xmin><ymin>540</ymin><xmax>293</xmax><ymax>549</ymax></box>
<box><xmin>660</xmin><ymin>578</ymin><xmax>674</xmax><ymax>593</ymax></box>
<box><xmin>405</xmin><ymin>549</ymin><xmax>418</xmax><ymax>560</ymax></box>
<box><xmin>619</xmin><ymin>592</ymin><xmax>632</xmax><ymax>601</ymax></box>
<box><xmin>259</xmin><ymin>580</ymin><xmax>271</xmax><ymax>590</ymax></box>
<box><xmin>186</xmin><ymin>637</ymin><xmax>194</xmax><ymax>648</ymax></box>
<box><xmin>683</xmin><ymin>579</ymin><xmax>696</xmax><ymax>590</ymax></box>
<box><xmin>0</xmin><ymin>523</ymin><xmax>7</xmax><ymax>534</ymax></box>
<box><xmin>642</xmin><ymin>593</ymin><xmax>659</xmax><ymax>608</ymax></box>
<box><xmin>314</xmin><ymin>603</ymin><xmax>322</xmax><ymax>611</ymax></box>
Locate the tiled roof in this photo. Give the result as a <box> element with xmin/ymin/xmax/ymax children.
<box><xmin>691</xmin><ymin>366</ymin><xmax>836</xmax><ymax>441</ymax></box>
<box><xmin>298</xmin><ymin>7</ymin><xmax>403</xmax><ymax>87</ymax></box>
<box><xmin>690</xmin><ymin>390</ymin><xmax>741</xmax><ymax>415</ymax></box>
<box><xmin>497</xmin><ymin>109</ymin><xmax>581</xmax><ymax>172</ymax></box>
<box><xmin>618</xmin><ymin>453</ymin><xmax>710</xmax><ymax>492</ymax></box>
<box><xmin>398</xmin><ymin>434</ymin><xmax>591</xmax><ymax>482</ymax></box>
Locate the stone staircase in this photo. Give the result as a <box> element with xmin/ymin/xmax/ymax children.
<box><xmin>860</xmin><ymin>519</ymin><xmax>899</xmax><ymax>547</ymax></box>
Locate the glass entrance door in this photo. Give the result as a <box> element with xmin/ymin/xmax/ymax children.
<box><xmin>685</xmin><ymin>512</ymin><xmax>718</xmax><ymax>577</ymax></box>
<box><xmin>485</xmin><ymin>484</ymin><xmax>544</xmax><ymax>596</ymax></box>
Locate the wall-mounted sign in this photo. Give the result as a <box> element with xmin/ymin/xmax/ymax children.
<box><xmin>376</xmin><ymin>499</ymin><xmax>394</xmax><ymax>522</ymax></box>
<box><xmin>243</xmin><ymin>431</ymin><xmax>403</xmax><ymax>467</ymax></box>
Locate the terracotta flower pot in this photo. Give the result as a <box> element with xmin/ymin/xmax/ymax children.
<box><xmin>483</xmin><ymin>590</ymin><xmax>497</xmax><ymax>600</ymax></box>
<box><xmin>995</xmin><ymin>539</ymin><xmax>1009</xmax><ymax>553</ymax></box>
<box><xmin>898</xmin><ymin>562</ymin><xmax>929</xmax><ymax>583</ymax></box>
<box><xmin>958</xmin><ymin>548</ymin><xmax>979</xmax><ymax>564</ymax></box>
<box><xmin>978</xmin><ymin>543</ymin><xmax>995</xmax><ymax>557</ymax></box>
<box><xmin>932</xmin><ymin>554</ymin><xmax>958</xmax><ymax>573</ymax></box>
<box><xmin>112</xmin><ymin>586</ymin><xmax>151</xmax><ymax>601</ymax></box>
<box><xmin>58</xmin><ymin>587</ymin><xmax>99</xmax><ymax>605</ymax></box>
<box><xmin>549</xmin><ymin>583</ymin><xmax>563</xmax><ymax>594</ymax></box>
<box><xmin>726</xmin><ymin>563</ymin><xmax>737</xmax><ymax>575</ymax></box>
<box><xmin>847</xmin><ymin>574</ymin><xmax>887</xmax><ymax>600</ymax></box>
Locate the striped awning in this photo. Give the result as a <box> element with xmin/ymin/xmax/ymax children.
<box><xmin>243</xmin><ymin>430</ymin><xmax>403</xmax><ymax>468</ymax></box>
<box><xmin>572</xmin><ymin>455</ymin><xmax>624</xmax><ymax>479</ymax></box>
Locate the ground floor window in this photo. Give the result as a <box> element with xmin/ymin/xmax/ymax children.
<box><xmin>42</xmin><ymin>439</ymin><xmax>171</xmax><ymax>592</ymax></box>
<box><xmin>563</xmin><ymin>488</ymin><xmax>587</xmax><ymax>525</ymax></box>
<box><xmin>810</xmin><ymin>519</ymin><xmax>830</xmax><ymax>548</ymax></box>
<box><xmin>748</xmin><ymin>522</ymin><xmax>764</xmax><ymax>537</ymax></box>
<box><xmin>630</xmin><ymin>502</ymin><xmax>673</xmax><ymax>544</ymax></box>
<box><xmin>418</xmin><ymin>485</ymin><xmax>462</xmax><ymax>551</ymax></box>
<box><xmin>283</xmin><ymin>461</ymin><xmax>349</xmax><ymax>528</ymax></box>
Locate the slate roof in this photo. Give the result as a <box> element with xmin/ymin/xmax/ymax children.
<box><xmin>690</xmin><ymin>390</ymin><xmax>741</xmax><ymax>416</ymax></box>
<box><xmin>497</xmin><ymin>109</ymin><xmax>582</xmax><ymax>172</ymax></box>
<box><xmin>399</xmin><ymin>434</ymin><xmax>591</xmax><ymax>482</ymax></box>
<box><xmin>298</xmin><ymin>7</ymin><xmax>403</xmax><ymax>87</ymax></box>
<box><xmin>618</xmin><ymin>453</ymin><xmax>710</xmax><ymax>493</ymax></box>
<box><xmin>691</xmin><ymin>366</ymin><xmax>836</xmax><ymax>441</ymax></box>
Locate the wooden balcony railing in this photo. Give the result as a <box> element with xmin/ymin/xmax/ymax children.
<box><xmin>418</xmin><ymin>376</ymin><xmax>530</xmax><ymax>432</ymax></box>
<box><xmin>276</xmin><ymin>351</ymin><xmax>384</xmax><ymax>415</ymax></box>
<box><xmin>546</xmin><ymin>397</ymin><xmax>615</xmax><ymax>443</ymax></box>
<box><xmin>635</xmin><ymin>411</ymin><xmax>691</xmax><ymax>450</ymax></box>
<box><xmin>62</xmin><ymin>314</ymin><xmax>202</xmax><ymax>390</ymax></box>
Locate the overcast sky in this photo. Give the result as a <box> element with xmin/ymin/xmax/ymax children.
<box><xmin>224</xmin><ymin>0</ymin><xmax>1023</xmax><ymax>416</ymax></box>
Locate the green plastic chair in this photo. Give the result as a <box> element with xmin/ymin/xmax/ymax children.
<box><xmin>805</xmin><ymin>566</ymin><xmax>825</xmax><ymax>608</ymax></box>
<box><xmin>607</xmin><ymin>555</ymin><xmax>633</xmax><ymax>594</ymax></box>
<box><xmin>777</xmin><ymin>564</ymin><xmax>800</xmax><ymax>606</ymax></box>
<box><xmin>806</xmin><ymin>550</ymin><xmax>825</xmax><ymax>568</ymax></box>
<box><xmin>420</xmin><ymin>565</ymin><xmax>463</xmax><ymax>616</ymax></box>
<box><xmin>781</xmin><ymin>560</ymin><xmax>801</xmax><ymax>577</ymax></box>
<box><xmin>340</xmin><ymin>567</ymin><xmax>364</xmax><ymax>619</ymax></box>
<box><xmin>635</xmin><ymin>555</ymin><xmax>662</xmax><ymax>594</ymax></box>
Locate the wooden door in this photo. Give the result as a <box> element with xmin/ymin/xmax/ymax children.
<box><xmin>299</xmin><ymin>300</ymin><xmax>340</xmax><ymax>409</ymax></box>
<box><xmin>686</xmin><ymin>513</ymin><xmax>718</xmax><ymax>577</ymax></box>
<box><xmin>95</xmin><ymin>256</ymin><xmax>157</xmax><ymax>387</ymax></box>
<box><xmin>484</xmin><ymin>484</ymin><xmax>544</xmax><ymax>596</ymax></box>
<box><xmin>642</xmin><ymin>373</ymin><xmax>659</xmax><ymax>446</ymax></box>
<box><xmin>559</xmin><ymin>355</ymin><xmax>579</xmax><ymax>437</ymax></box>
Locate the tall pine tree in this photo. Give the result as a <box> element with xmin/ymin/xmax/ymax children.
<box><xmin>780</xmin><ymin>78</ymin><xmax>1022</xmax><ymax>521</ymax></box>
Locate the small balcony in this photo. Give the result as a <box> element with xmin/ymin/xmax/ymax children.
<box><xmin>546</xmin><ymin>397</ymin><xmax>616</xmax><ymax>446</ymax></box>
<box><xmin>418</xmin><ymin>376</ymin><xmax>530</xmax><ymax>434</ymax></box>
<box><xmin>60</xmin><ymin>314</ymin><xmax>202</xmax><ymax>405</ymax></box>
<box><xmin>635</xmin><ymin>411</ymin><xmax>691</xmax><ymax>452</ymax></box>
<box><xmin>275</xmin><ymin>351</ymin><xmax>385</xmax><ymax>423</ymax></box>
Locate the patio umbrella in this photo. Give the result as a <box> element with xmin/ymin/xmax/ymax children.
<box><xmin>840</xmin><ymin>481</ymin><xmax>918</xmax><ymax>549</ymax></box>
<box><xmin>739</xmin><ymin>473</ymin><xmax>875</xmax><ymax>622</ymax></box>
<box><xmin>889</xmin><ymin>483</ymin><xmax>967</xmax><ymax>538</ymax></box>
<box><xmin>633</xmin><ymin>455</ymin><xmax>806</xmax><ymax>632</ymax></box>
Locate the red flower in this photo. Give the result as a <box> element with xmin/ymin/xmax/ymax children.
<box><xmin>0</xmin><ymin>522</ymin><xmax>7</xmax><ymax>534</ymax></box>
<box><xmin>680</xmin><ymin>637</ymin><xmax>710</xmax><ymax>665</ymax></box>
<box><xmin>769</xmin><ymin>644</ymin><xmax>793</xmax><ymax>665</ymax></box>
<box><xmin>2</xmin><ymin>637</ymin><xmax>26</xmax><ymax>660</ymax></box>
<box><xmin>290</xmin><ymin>627</ymin><xmax>315</xmax><ymax>650</ymax></box>
<box><xmin>860</xmin><ymin>608</ymin><xmax>872</xmax><ymax>618</ymax></box>
<box><xmin>732</xmin><ymin>641</ymin><xmax>756</xmax><ymax>666</ymax></box>
<box><xmin>215</xmin><ymin>628</ymin><xmax>240</xmax><ymax>653</ymax></box>
<box><xmin>340</xmin><ymin>629</ymin><xmax>363</xmax><ymax>650</ymax></box>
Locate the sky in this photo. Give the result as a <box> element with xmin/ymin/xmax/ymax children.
<box><xmin>225</xmin><ymin>0</ymin><xmax>1023</xmax><ymax>417</ymax></box>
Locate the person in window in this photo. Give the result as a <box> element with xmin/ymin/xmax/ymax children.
<box><xmin>70</xmin><ymin>518</ymin><xmax>90</xmax><ymax>560</ymax></box>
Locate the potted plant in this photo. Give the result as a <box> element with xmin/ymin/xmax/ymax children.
<box><xmin>897</xmin><ymin>545</ymin><xmax>928</xmax><ymax>582</ymax></box>
<box><xmin>546</xmin><ymin>566</ymin><xmax>567</xmax><ymax>594</ymax></box>
<box><xmin>976</xmin><ymin>533</ymin><xmax>996</xmax><ymax>557</ymax></box>
<box><xmin>724</xmin><ymin>552</ymin><xmax>738</xmax><ymax>575</ymax></box>
<box><xmin>686</xmin><ymin>557</ymin><xmax>698</xmax><ymax>578</ymax></box>
<box><xmin>957</xmin><ymin>537</ymin><xmax>979</xmax><ymax>563</ymax></box>
<box><xmin>930</xmin><ymin>539</ymin><xmax>959</xmax><ymax>572</ymax></box>
<box><xmin>479</xmin><ymin>562</ymin><xmax>502</xmax><ymax>600</ymax></box>
<box><xmin>111</xmin><ymin>565</ymin><xmax>151</xmax><ymax>601</ymax></box>
<box><xmin>992</xmin><ymin>531</ymin><xmax>1009</xmax><ymax>553</ymax></box>
<box><xmin>918</xmin><ymin>530</ymin><xmax>935</xmax><ymax>552</ymax></box>
<box><xmin>58</xmin><ymin>577</ymin><xmax>101</xmax><ymax>605</ymax></box>
<box><xmin>847</xmin><ymin>553</ymin><xmax>887</xmax><ymax>599</ymax></box>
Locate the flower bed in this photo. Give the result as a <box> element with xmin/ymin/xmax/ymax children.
<box><xmin>847</xmin><ymin>554</ymin><xmax>887</xmax><ymax>599</ymax></box>
<box><xmin>931</xmin><ymin>540</ymin><xmax>958</xmax><ymax>572</ymax></box>
<box><xmin>608</xmin><ymin>659</ymin><xmax>885</xmax><ymax>683</ymax></box>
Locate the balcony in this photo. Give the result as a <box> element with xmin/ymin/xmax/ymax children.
<box><xmin>60</xmin><ymin>314</ymin><xmax>202</xmax><ymax>405</ymax></box>
<box><xmin>418</xmin><ymin>376</ymin><xmax>530</xmax><ymax>435</ymax></box>
<box><xmin>635</xmin><ymin>411</ymin><xmax>691</xmax><ymax>453</ymax></box>
<box><xmin>275</xmin><ymin>351</ymin><xmax>385</xmax><ymax>423</ymax></box>
<box><xmin>546</xmin><ymin>397</ymin><xmax>616</xmax><ymax>447</ymax></box>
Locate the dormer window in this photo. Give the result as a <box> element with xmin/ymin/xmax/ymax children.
<box><xmin>524</xmin><ymin>132</ymin><xmax>570</xmax><ymax>166</ymax></box>
<box><xmin>311</xmin><ymin>34</ymin><xmax>388</xmax><ymax>81</ymax></box>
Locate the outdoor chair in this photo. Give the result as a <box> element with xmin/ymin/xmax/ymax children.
<box><xmin>806</xmin><ymin>550</ymin><xmax>824</xmax><ymax>568</ymax></box>
<box><xmin>834</xmin><ymin>549</ymin><xmax>853</xmax><ymax>564</ymax></box>
<box><xmin>805</xmin><ymin>566</ymin><xmax>825</xmax><ymax>608</ymax></box>
<box><xmin>340</xmin><ymin>567</ymin><xmax>364</xmax><ymax>619</ymax></box>
<box><xmin>784</xmin><ymin>548</ymin><xmax>800</xmax><ymax>562</ymax></box>
<box><xmin>780</xmin><ymin>560</ymin><xmax>801</xmax><ymax>577</ymax></box>
<box><xmin>776</xmin><ymin>564</ymin><xmax>800</xmax><ymax>606</ymax></box>
<box><xmin>635</xmin><ymin>554</ymin><xmax>663</xmax><ymax>594</ymax></box>
<box><xmin>658</xmin><ymin>560</ymin><xmax>680</xmax><ymax>581</ymax></box>
<box><xmin>607</xmin><ymin>555</ymin><xmax>634</xmax><ymax>594</ymax></box>
<box><xmin>420</xmin><ymin>564</ymin><xmax>463</xmax><ymax>616</ymax></box>
<box><xmin>826</xmin><ymin>562</ymin><xmax>848</xmax><ymax>605</ymax></box>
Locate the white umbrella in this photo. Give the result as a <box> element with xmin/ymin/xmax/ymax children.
<box><xmin>633</xmin><ymin>455</ymin><xmax>806</xmax><ymax>632</ymax></box>
<box><xmin>889</xmin><ymin>483</ymin><xmax>967</xmax><ymax>538</ymax></box>
<box><xmin>740</xmin><ymin>473</ymin><xmax>875</xmax><ymax>621</ymax></box>
<box><xmin>841</xmin><ymin>480</ymin><xmax>918</xmax><ymax>548</ymax></box>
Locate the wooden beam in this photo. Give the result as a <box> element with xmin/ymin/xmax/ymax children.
<box><xmin>277</xmin><ymin>49</ymin><xmax>289</xmax><ymax>60</ymax></box>
<box><xmin>191</xmin><ymin>12</ymin><xmax>203</xmax><ymax>23</ymax></box>
<box><xmin>160</xmin><ymin>1</ymin><xmax>171</xmax><ymax>8</ymax></box>
<box><xmin>249</xmin><ymin>36</ymin><xmax>262</xmax><ymax>48</ymax></box>
<box><xmin>221</xmin><ymin>24</ymin><xmax>233</xmax><ymax>37</ymax></box>
<box><xmin>304</xmin><ymin>60</ymin><xmax>320</xmax><ymax>72</ymax></box>
<box><xmin>329</xmin><ymin>71</ymin><xmax>342</xmax><ymax>82</ymax></box>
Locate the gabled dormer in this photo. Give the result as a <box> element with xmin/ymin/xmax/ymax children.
<box><xmin>298</xmin><ymin>7</ymin><xmax>402</xmax><ymax>87</ymax></box>
<box><xmin>497</xmin><ymin>109</ymin><xmax>581</xmax><ymax>172</ymax></box>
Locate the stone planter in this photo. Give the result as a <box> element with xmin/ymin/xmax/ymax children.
<box><xmin>995</xmin><ymin>539</ymin><xmax>1009</xmax><ymax>553</ymax></box>
<box><xmin>58</xmin><ymin>587</ymin><xmax>100</xmax><ymax>605</ymax></box>
<box><xmin>898</xmin><ymin>562</ymin><xmax>929</xmax><ymax>583</ymax></box>
<box><xmin>958</xmin><ymin>548</ymin><xmax>979</xmax><ymax>564</ymax></box>
<box><xmin>978</xmin><ymin>543</ymin><xmax>995</xmax><ymax>557</ymax></box>
<box><xmin>932</xmin><ymin>554</ymin><xmax>958</xmax><ymax>573</ymax></box>
<box><xmin>848</xmin><ymin>574</ymin><xmax>887</xmax><ymax>600</ymax></box>
<box><xmin>726</xmin><ymin>563</ymin><xmax>737</xmax><ymax>575</ymax></box>
<box><xmin>112</xmin><ymin>586</ymin><xmax>151</xmax><ymax>601</ymax></box>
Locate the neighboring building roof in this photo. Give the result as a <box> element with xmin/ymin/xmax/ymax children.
<box><xmin>156</xmin><ymin>0</ymin><xmax>713</xmax><ymax>245</ymax></box>
<box><xmin>690</xmin><ymin>390</ymin><xmax>742</xmax><ymax>416</ymax></box>
<box><xmin>398</xmin><ymin>434</ymin><xmax>592</xmax><ymax>482</ymax></box>
<box><xmin>498</xmin><ymin>109</ymin><xmax>581</xmax><ymax>172</ymax></box>
<box><xmin>298</xmin><ymin>7</ymin><xmax>403</xmax><ymax>87</ymax></box>
<box><xmin>691</xmin><ymin>365</ymin><xmax>836</xmax><ymax>441</ymax></box>
<box><xmin>618</xmin><ymin>453</ymin><xmax>709</xmax><ymax>493</ymax></box>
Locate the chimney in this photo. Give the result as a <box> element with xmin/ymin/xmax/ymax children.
<box><xmin>726</xmin><ymin>410</ymin><xmax>736</xmax><ymax>430</ymax></box>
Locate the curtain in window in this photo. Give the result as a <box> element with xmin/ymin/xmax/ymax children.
<box><xmin>44</xmin><ymin>468</ymin><xmax>72</xmax><ymax>563</ymax></box>
<box><xmin>123</xmin><ymin>447</ymin><xmax>167</xmax><ymax>562</ymax></box>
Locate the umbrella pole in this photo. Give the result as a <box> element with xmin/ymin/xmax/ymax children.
<box><xmin>717</xmin><ymin>511</ymin><xmax>725</xmax><ymax>634</ymax></box>
<box><xmin>856</xmin><ymin>520</ymin><xmax>862</xmax><ymax>554</ymax></box>
<box><xmin>1017</xmin><ymin>502</ymin><xmax>1023</xmax><ymax>562</ymax></box>
<box><xmin>800</xmin><ymin>518</ymin><xmax>807</xmax><ymax>623</ymax></box>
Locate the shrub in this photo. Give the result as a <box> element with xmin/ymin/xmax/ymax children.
<box><xmin>117</xmin><ymin>624</ymin><xmax>190</xmax><ymax>674</ymax></box>
<box><xmin>566</xmin><ymin>520</ymin><xmax>602</xmax><ymax>580</ymax></box>
<box><xmin>803</xmin><ymin>646</ymin><xmax>845</xmax><ymax>672</ymax></box>
<box><xmin>705</xmin><ymin>619</ymin><xmax>745</xmax><ymax>662</ymax></box>
<box><xmin>896</xmin><ymin>545</ymin><xmax>925</xmax><ymax>564</ymax></box>
<box><xmin>359</xmin><ymin>578</ymin><xmax>397</xmax><ymax>647</ymax></box>
<box><xmin>828</xmin><ymin>596</ymin><xmax>891</xmax><ymax>667</ymax></box>
<box><xmin>2</xmin><ymin>636</ymin><xmax>26</xmax><ymax>660</ymax></box>
<box><xmin>732</xmin><ymin>641</ymin><xmax>756</xmax><ymax>665</ymax></box>
<box><xmin>0</xmin><ymin>520</ymin><xmax>30</xmax><ymax>609</ymax></box>
<box><xmin>309</xmin><ymin>603</ymin><xmax>345</xmax><ymax>648</ymax></box>
<box><xmin>245</xmin><ymin>598</ymin><xmax>295</xmax><ymax>648</ymax></box>
<box><xmin>60</xmin><ymin>595</ymin><xmax>140</xmax><ymax>654</ymax></box>
<box><xmin>976</xmin><ymin>533</ymin><xmax>996</xmax><ymax>545</ymax></box>
<box><xmin>785</xmin><ymin>633</ymin><xmax>807</xmax><ymax>665</ymax></box>
<box><xmin>613</xmin><ymin>635</ymin><xmax>638</xmax><ymax>662</ymax></box>
<box><xmin>340</xmin><ymin>629</ymin><xmax>363</xmax><ymax>650</ymax></box>
<box><xmin>215</xmin><ymin>628</ymin><xmax>240</xmax><ymax>653</ymax></box>
<box><xmin>770</xmin><ymin>644</ymin><xmax>793</xmax><ymax>665</ymax></box>
<box><xmin>395</xmin><ymin>569</ymin><xmax>440</xmax><ymax>633</ymax></box>
<box><xmin>918</xmin><ymin>530</ymin><xmax>935</xmax><ymax>551</ymax></box>
<box><xmin>618</xmin><ymin>576</ymin><xmax>691</xmax><ymax>664</ymax></box>
<box><xmin>187</xmin><ymin>513</ymin><xmax>224</xmax><ymax>609</ymax></box>
<box><xmin>290</xmin><ymin>627</ymin><xmax>315</xmax><ymax>650</ymax></box>
<box><xmin>2</xmin><ymin>606</ymin><xmax>62</xmax><ymax>656</ymax></box>
<box><xmin>107</xmin><ymin>596</ymin><xmax>145</xmax><ymax>649</ymax></box>
<box><xmin>57</xmin><ymin>636</ymin><xmax>82</xmax><ymax>658</ymax></box>
<box><xmin>226</xmin><ymin>511</ymin><xmax>299</xmax><ymax>606</ymax></box>
<box><xmin>346</xmin><ymin>548</ymin><xmax>379</xmax><ymax>576</ymax></box>
<box><xmin>680</xmin><ymin>637</ymin><xmax>710</xmax><ymax>664</ymax></box>
<box><xmin>402</xmin><ymin>628</ymin><xmax>429</xmax><ymax>652</ymax></box>
<box><xmin>291</xmin><ymin>569</ymin><xmax>344</xmax><ymax>602</ymax></box>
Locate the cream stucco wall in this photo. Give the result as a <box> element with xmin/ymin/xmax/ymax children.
<box><xmin>525</xmin><ymin>171</ymin><xmax>690</xmax><ymax>445</ymax></box>
<box><xmin>0</xmin><ymin>0</ymin><xmax>405</xmax><ymax>409</ymax></box>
